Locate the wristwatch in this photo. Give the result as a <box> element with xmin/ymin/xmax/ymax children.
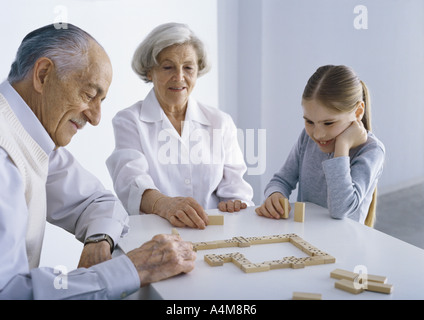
<box><xmin>84</xmin><ymin>234</ymin><xmax>114</xmax><ymax>253</ymax></box>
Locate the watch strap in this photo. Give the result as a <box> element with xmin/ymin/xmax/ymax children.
<box><xmin>84</xmin><ymin>234</ymin><xmax>114</xmax><ymax>253</ymax></box>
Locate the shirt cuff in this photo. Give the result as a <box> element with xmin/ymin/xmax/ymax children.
<box><xmin>91</xmin><ymin>254</ymin><xmax>140</xmax><ymax>299</ymax></box>
<box><xmin>84</xmin><ymin>213</ymin><xmax>130</xmax><ymax>249</ymax></box>
<box><xmin>127</xmin><ymin>177</ymin><xmax>158</xmax><ymax>215</ymax></box>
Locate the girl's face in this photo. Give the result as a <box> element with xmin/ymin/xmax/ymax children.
<box><xmin>302</xmin><ymin>99</ymin><xmax>358</xmax><ymax>153</ymax></box>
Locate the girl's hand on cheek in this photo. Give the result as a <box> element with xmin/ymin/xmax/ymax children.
<box><xmin>334</xmin><ymin>120</ymin><xmax>368</xmax><ymax>157</ymax></box>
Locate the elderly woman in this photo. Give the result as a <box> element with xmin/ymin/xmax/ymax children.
<box><xmin>106</xmin><ymin>23</ymin><xmax>254</xmax><ymax>229</ymax></box>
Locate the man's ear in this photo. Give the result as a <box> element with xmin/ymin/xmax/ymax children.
<box><xmin>355</xmin><ymin>101</ymin><xmax>365</xmax><ymax>121</ymax></box>
<box><xmin>32</xmin><ymin>57</ymin><xmax>54</xmax><ymax>93</ymax></box>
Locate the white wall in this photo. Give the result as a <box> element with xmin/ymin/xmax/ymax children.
<box><xmin>0</xmin><ymin>0</ymin><xmax>218</xmax><ymax>269</ymax></box>
<box><xmin>218</xmin><ymin>0</ymin><xmax>424</xmax><ymax>204</ymax></box>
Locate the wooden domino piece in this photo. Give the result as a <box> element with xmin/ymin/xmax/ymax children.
<box><xmin>231</xmin><ymin>253</ymin><xmax>251</xmax><ymax>268</ymax></box>
<box><xmin>207</xmin><ymin>214</ymin><xmax>224</xmax><ymax>225</ymax></box>
<box><xmin>232</xmin><ymin>236</ymin><xmax>251</xmax><ymax>247</ymax></box>
<box><xmin>289</xmin><ymin>236</ymin><xmax>308</xmax><ymax>250</ymax></box>
<box><xmin>363</xmin><ymin>274</ymin><xmax>388</xmax><ymax>284</ymax></box>
<box><xmin>330</xmin><ymin>268</ymin><xmax>359</xmax><ymax>281</ymax></box>
<box><xmin>334</xmin><ymin>279</ymin><xmax>364</xmax><ymax>294</ymax></box>
<box><xmin>204</xmin><ymin>254</ymin><xmax>224</xmax><ymax>266</ymax></box>
<box><xmin>278</xmin><ymin>198</ymin><xmax>290</xmax><ymax>218</ymax></box>
<box><xmin>263</xmin><ymin>260</ymin><xmax>292</xmax><ymax>270</ymax></box>
<box><xmin>244</xmin><ymin>236</ymin><xmax>265</xmax><ymax>245</ymax></box>
<box><xmin>304</xmin><ymin>256</ymin><xmax>325</xmax><ymax>266</ymax></box>
<box><xmin>294</xmin><ymin>202</ymin><xmax>305</xmax><ymax>222</ymax></box>
<box><xmin>292</xmin><ymin>292</ymin><xmax>322</xmax><ymax>300</ymax></box>
<box><xmin>330</xmin><ymin>268</ymin><xmax>388</xmax><ymax>284</ymax></box>
<box><xmin>245</xmin><ymin>234</ymin><xmax>291</xmax><ymax>245</ymax></box>
<box><xmin>192</xmin><ymin>241</ymin><xmax>219</xmax><ymax>251</ymax></box>
<box><xmin>241</xmin><ymin>263</ymin><xmax>270</xmax><ymax>273</ymax></box>
<box><xmin>322</xmin><ymin>255</ymin><xmax>336</xmax><ymax>264</ymax></box>
<box><xmin>214</xmin><ymin>239</ymin><xmax>238</xmax><ymax>248</ymax></box>
<box><xmin>363</xmin><ymin>281</ymin><xmax>393</xmax><ymax>294</ymax></box>
<box><xmin>217</xmin><ymin>253</ymin><xmax>234</xmax><ymax>263</ymax></box>
<box><xmin>291</xmin><ymin>259</ymin><xmax>306</xmax><ymax>269</ymax></box>
<box><xmin>256</xmin><ymin>235</ymin><xmax>287</xmax><ymax>244</ymax></box>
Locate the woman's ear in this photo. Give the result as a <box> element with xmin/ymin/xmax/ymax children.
<box><xmin>355</xmin><ymin>101</ymin><xmax>365</xmax><ymax>120</ymax></box>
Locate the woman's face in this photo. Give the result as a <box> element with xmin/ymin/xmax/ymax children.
<box><xmin>302</xmin><ymin>99</ymin><xmax>358</xmax><ymax>153</ymax></box>
<box><xmin>148</xmin><ymin>43</ymin><xmax>199</xmax><ymax>111</ymax></box>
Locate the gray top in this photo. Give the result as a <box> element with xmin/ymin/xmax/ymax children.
<box><xmin>264</xmin><ymin>129</ymin><xmax>385</xmax><ymax>223</ymax></box>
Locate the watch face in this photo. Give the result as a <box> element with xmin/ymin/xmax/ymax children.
<box><xmin>85</xmin><ymin>234</ymin><xmax>107</xmax><ymax>243</ymax></box>
<box><xmin>90</xmin><ymin>235</ymin><xmax>106</xmax><ymax>241</ymax></box>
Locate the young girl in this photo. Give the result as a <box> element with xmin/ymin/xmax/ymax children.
<box><xmin>255</xmin><ymin>65</ymin><xmax>385</xmax><ymax>226</ymax></box>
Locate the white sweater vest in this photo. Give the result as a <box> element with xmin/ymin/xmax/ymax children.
<box><xmin>0</xmin><ymin>94</ymin><xmax>49</xmax><ymax>269</ymax></box>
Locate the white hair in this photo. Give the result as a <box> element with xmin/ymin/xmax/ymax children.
<box><xmin>8</xmin><ymin>24</ymin><xmax>99</xmax><ymax>83</ymax></box>
<box><xmin>132</xmin><ymin>22</ymin><xmax>211</xmax><ymax>83</ymax></box>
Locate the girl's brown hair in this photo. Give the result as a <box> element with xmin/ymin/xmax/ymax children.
<box><xmin>302</xmin><ymin>65</ymin><xmax>372</xmax><ymax>131</ymax></box>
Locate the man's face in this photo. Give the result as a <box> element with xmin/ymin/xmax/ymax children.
<box><xmin>39</xmin><ymin>42</ymin><xmax>112</xmax><ymax>147</ymax></box>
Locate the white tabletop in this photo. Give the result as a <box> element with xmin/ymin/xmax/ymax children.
<box><xmin>117</xmin><ymin>203</ymin><xmax>424</xmax><ymax>300</ymax></box>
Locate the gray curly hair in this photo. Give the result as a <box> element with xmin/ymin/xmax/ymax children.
<box><xmin>131</xmin><ymin>22</ymin><xmax>211</xmax><ymax>83</ymax></box>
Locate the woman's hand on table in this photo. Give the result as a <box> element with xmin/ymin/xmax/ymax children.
<box><xmin>154</xmin><ymin>196</ymin><xmax>209</xmax><ymax>229</ymax></box>
<box><xmin>141</xmin><ymin>190</ymin><xmax>208</xmax><ymax>229</ymax></box>
<box><xmin>218</xmin><ymin>200</ymin><xmax>247</xmax><ymax>212</ymax></box>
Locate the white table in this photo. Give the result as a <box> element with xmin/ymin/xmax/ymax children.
<box><xmin>117</xmin><ymin>203</ymin><xmax>424</xmax><ymax>300</ymax></box>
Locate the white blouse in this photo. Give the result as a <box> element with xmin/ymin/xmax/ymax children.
<box><xmin>106</xmin><ymin>89</ymin><xmax>254</xmax><ymax>215</ymax></box>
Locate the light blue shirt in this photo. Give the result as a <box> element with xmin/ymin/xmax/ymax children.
<box><xmin>0</xmin><ymin>81</ymin><xmax>140</xmax><ymax>299</ymax></box>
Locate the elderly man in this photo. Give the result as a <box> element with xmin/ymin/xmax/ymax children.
<box><xmin>0</xmin><ymin>23</ymin><xmax>195</xmax><ymax>299</ymax></box>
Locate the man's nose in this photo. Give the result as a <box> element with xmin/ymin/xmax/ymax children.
<box><xmin>84</xmin><ymin>101</ymin><xmax>101</xmax><ymax>126</ymax></box>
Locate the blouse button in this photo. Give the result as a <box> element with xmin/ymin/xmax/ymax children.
<box><xmin>184</xmin><ymin>178</ymin><xmax>191</xmax><ymax>185</ymax></box>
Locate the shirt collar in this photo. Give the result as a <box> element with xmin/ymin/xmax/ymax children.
<box><xmin>139</xmin><ymin>89</ymin><xmax>163</xmax><ymax>122</ymax></box>
<box><xmin>186</xmin><ymin>97</ymin><xmax>211</xmax><ymax>126</ymax></box>
<box><xmin>0</xmin><ymin>80</ymin><xmax>55</xmax><ymax>155</ymax></box>
<box><xmin>140</xmin><ymin>88</ymin><xmax>211</xmax><ymax>126</ymax></box>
